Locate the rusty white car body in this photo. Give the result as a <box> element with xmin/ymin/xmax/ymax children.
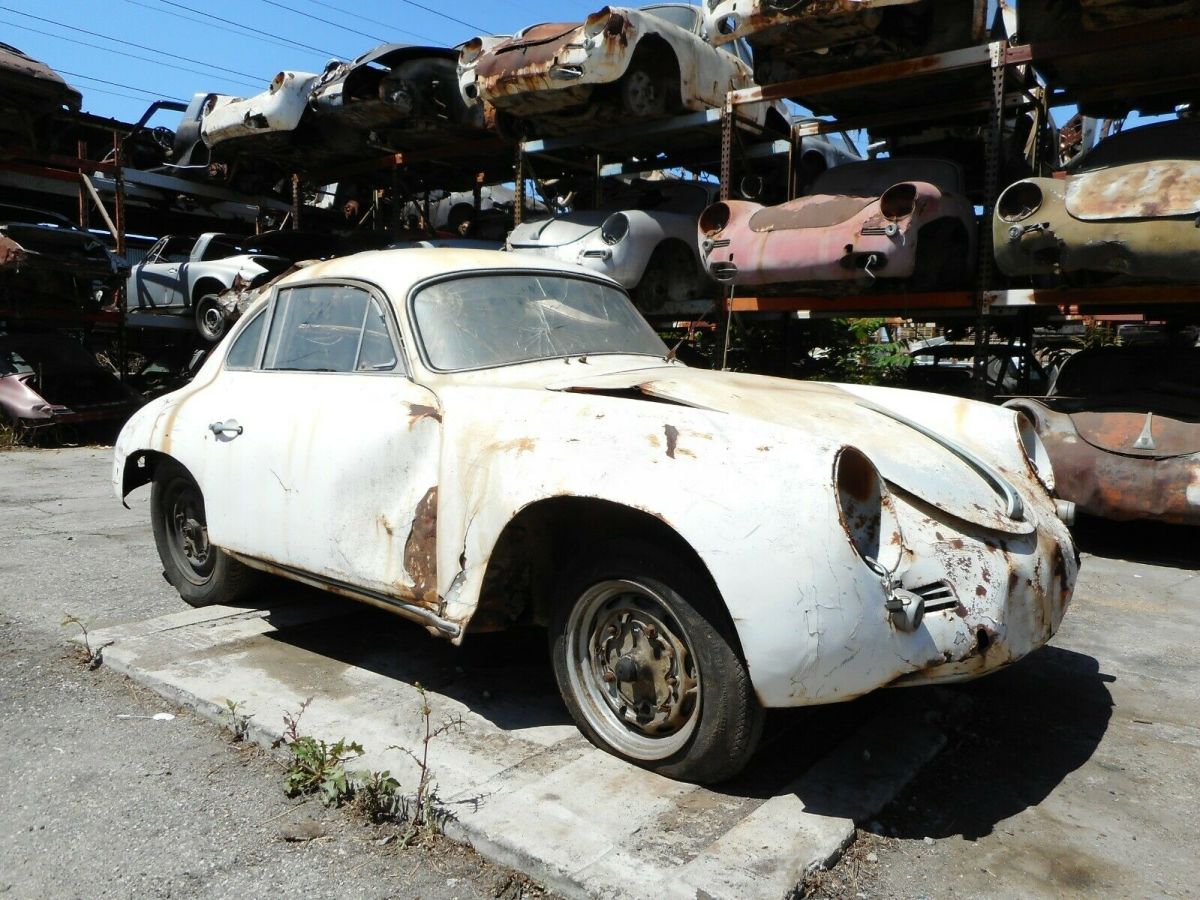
<box><xmin>200</xmin><ymin>71</ymin><xmax>319</xmax><ymax>153</ymax></box>
<box><xmin>457</xmin><ymin>4</ymin><xmax>774</xmax><ymax>133</ymax></box>
<box><xmin>698</xmin><ymin>157</ymin><xmax>976</xmax><ymax>288</ymax></box>
<box><xmin>508</xmin><ymin>180</ymin><xmax>717</xmax><ymax>311</ymax></box>
<box><xmin>994</xmin><ymin>119</ymin><xmax>1200</xmax><ymax>283</ymax></box>
<box><xmin>112</xmin><ymin>249</ymin><xmax>1076</xmax><ymax>781</ymax></box>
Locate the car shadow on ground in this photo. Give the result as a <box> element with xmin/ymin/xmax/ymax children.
<box><xmin>866</xmin><ymin>645</ymin><xmax>1113</xmax><ymax>840</ymax></box>
<box><xmin>1073</xmin><ymin>515</ymin><xmax>1199</xmax><ymax>571</ymax></box>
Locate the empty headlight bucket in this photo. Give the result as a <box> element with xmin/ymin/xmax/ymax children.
<box><xmin>834</xmin><ymin>446</ymin><xmax>903</xmax><ymax>573</ymax></box>
<box><xmin>600</xmin><ymin>212</ymin><xmax>629</xmax><ymax>245</ymax></box>
<box><xmin>698</xmin><ymin>202</ymin><xmax>731</xmax><ymax>236</ymax></box>
<box><xmin>1013</xmin><ymin>409</ymin><xmax>1055</xmax><ymax>493</ymax></box>
<box><xmin>459</xmin><ymin>37</ymin><xmax>484</xmax><ymax>66</ymax></box>
<box><xmin>879</xmin><ymin>183</ymin><xmax>917</xmax><ymax>221</ymax></box>
<box><xmin>998</xmin><ymin>181</ymin><xmax>1043</xmax><ymax>223</ymax></box>
<box><xmin>584</xmin><ymin>7</ymin><xmax>615</xmax><ymax>37</ymax></box>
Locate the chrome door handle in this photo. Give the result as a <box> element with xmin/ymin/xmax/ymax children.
<box><xmin>209</xmin><ymin>420</ymin><xmax>243</xmax><ymax>437</ymax></box>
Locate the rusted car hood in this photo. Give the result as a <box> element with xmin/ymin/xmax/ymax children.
<box><xmin>1065</xmin><ymin>160</ymin><xmax>1200</xmax><ymax>221</ymax></box>
<box><xmin>1070</xmin><ymin>411</ymin><xmax>1200</xmax><ymax>459</ymax></box>
<box><xmin>550</xmin><ymin>365</ymin><xmax>1035</xmax><ymax>535</ymax></box>
<box><xmin>748</xmin><ymin>195</ymin><xmax>876</xmax><ymax>231</ymax></box>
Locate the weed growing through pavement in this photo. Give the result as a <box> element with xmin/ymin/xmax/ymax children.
<box><xmin>273</xmin><ymin>697</ymin><xmax>364</xmax><ymax>807</ymax></box>
<box><xmin>60</xmin><ymin>613</ymin><xmax>111</xmax><ymax>669</ymax></box>
<box><xmin>388</xmin><ymin>681</ymin><xmax>466</xmax><ymax>846</ymax></box>
<box><xmin>221</xmin><ymin>698</ymin><xmax>254</xmax><ymax>742</ymax></box>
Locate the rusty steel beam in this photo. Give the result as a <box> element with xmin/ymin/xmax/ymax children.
<box><xmin>726</xmin><ymin>292</ymin><xmax>975</xmax><ymax>314</ymax></box>
<box><xmin>792</xmin><ymin>92</ymin><xmax>1037</xmax><ymax>138</ymax></box>
<box><xmin>730</xmin><ymin>43</ymin><xmax>995</xmax><ymax>106</ymax></box>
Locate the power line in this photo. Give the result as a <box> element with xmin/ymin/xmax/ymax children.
<box><xmin>0</xmin><ymin>6</ymin><xmax>267</xmax><ymax>82</ymax></box>
<box><xmin>284</xmin><ymin>0</ymin><xmax>440</xmax><ymax>44</ymax></box>
<box><xmin>394</xmin><ymin>0</ymin><xmax>489</xmax><ymax>34</ymax></box>
<box><xmin>150</xmin><ymin>0</ymin><xmax>345</xmax><ymax>57</ymax></box>
<box><xmin>119</xmin><ymin>0</ymin><xmax>331</xmax><ymax>59</ymax></box>
<box><xmin>0</xmin><ymin>16</ymin><xmax>265</xmax><ymax>91</ymax></box>
<box><xmin>57</xmin><ymin>68</ymin><xmax>186</xmax><ymax>103</ymax></box>
<box><xmin>256</xmin><ymin>0</ymin><xmax>388</xmax><ymax>44</ymax></box>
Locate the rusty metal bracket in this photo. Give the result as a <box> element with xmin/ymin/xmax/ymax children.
<box><xmin>514</xmin><ymin>145</ymin><xmax>525</xmax><ymax>227</ymax></box>
<box><xmin>719</xmin><ymin>102</ymin><xmax>733</xmax><ymax>202</ymax></box>
<box><xmin>973</xmin><ymin>41</ymin><xmax>1007</xmax><ymax>398</ymax></box>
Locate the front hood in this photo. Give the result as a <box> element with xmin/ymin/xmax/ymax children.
<box><xmin>1066</xmin><ymin>160</ymin><xmax>1200</xmax><ymax>220</ymax></box>
<box><xmin>509</xmin><ymin>213</ymin><xmax>606</xmax><ymax>247</ymax></box>
<box><xmin>1071</xmin><ymin>410</ymin><xmax>1200</xmax><ymax>458</ymax></box>
<box><xmin>749</xmin><ymin>195</ymin><xmax>875</xmax><ymax>231</ymax></box>
<box><xmin>550</xmin><ymin>366</ymin><xmax>1035</xmax><ymax>535</ymax></box>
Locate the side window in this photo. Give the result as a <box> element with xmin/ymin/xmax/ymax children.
<box><xmin>263</xmin><ymin>283</ymin><xmax>400</xmax><ymax>374</ymax></box>
<box><xmin>162</xmin><ymin>237</ymin><xmax>194</xmax><ymax>264</ymax></box>
<box><xmin>224</xmin><ymin>309</ymin><xmax>266</xmax><ymax>369</ymax></box>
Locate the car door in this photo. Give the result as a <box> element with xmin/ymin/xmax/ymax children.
<box><xmin>129</xmin><ymin>236</ymin><xmax>193</xmax><ymax>310</ymax></box>
<box><xmin>199</xmin><ymin>280</ymin><xmax>445</xmax><ymax>609</ymax></box>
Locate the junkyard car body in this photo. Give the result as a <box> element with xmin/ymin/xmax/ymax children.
<box><xmin>114</xmin><ymin>250</ymin><xmax>1077</xmax><ymax>759</ymax></box>
<box><xmin>1</xmin><ymin>331</ymin><xmax>140</xmax><ymax>434</ymax></box>
<box><xmin>699</xmin><ymin>157</ymin><xmax>976</xmax><ymax>288</ymax></box>
<box><xmin>1018</xmin><ymin>1</ymin><xmax>1200</xmax><ymax>116</ymax></box>
<box><xmin>126</xmin><ymin>232</ymin><xmax>319</xmax><ymax>340</ymax></box>
<box><xmin>310</xmin><ymin>44</ymin><xmax>484</xmax><ymax>149</ymax></box>
<box><xmin>0</xmin><ymin>204</ymin><xmax>127</xmax><ymax>314</ymax></box>
<box><xmin>200</xmin><ymin>71</ymin><xmax>319</xmax><ymax>155</ymax></box>
<box><xmin>508</xmin><ymin>180</ymin><xmax>717</xmax><ymax>310</ymax></box>
<box><xmin>703</xmin><ymin>0</ymin><xmax>988</xmax><ymax>90</ymax></box>
<box><xmin>1005</xmin><ymin>345</ymin><xmax>1200</xmax><ymax>526</ymax></box>
<box><xmin>458</xmin><ymin>4</ymin><xmax>773</xmax><ymax>132</ymax></box>
<box><xmin>0</xmin><ymin>43</ymin><xmax>81</xmax><ymax>148</ymax></box>
<box><xmin>994</xmin><ymin>119</ymin><xmax>1200</xmax><ymax>284</ymax></box>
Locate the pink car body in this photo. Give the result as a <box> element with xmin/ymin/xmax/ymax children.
<box><xmin>698</xmin><ymin>158</ymin><xmax>976</xmax><ymax>289</ymax></box>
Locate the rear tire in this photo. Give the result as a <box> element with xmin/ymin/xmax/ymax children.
<box><xmin>151</xmin><ymin>461</ymin><xmax>259</xmax><ymax>607</ymax></box>
<box><xmin>549</xmin><ymin>541</ymin><xmax>763</xmax><ymax>783</ymax></box>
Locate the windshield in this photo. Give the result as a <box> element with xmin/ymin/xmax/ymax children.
<box><xmin>412</xmin><ymin>273</ymin><xmax>667</xmax><ymax>371</ymax></box>
<box><xmin>0</xmin><ymin>204</ymin><xmax>79</xmax><ymax>230</ymax></box>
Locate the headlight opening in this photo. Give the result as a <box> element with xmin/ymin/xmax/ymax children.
<box><xmin>834</xmin><ymin>446</ymin><xmax>903</xmax><ymax>573</ymax></box>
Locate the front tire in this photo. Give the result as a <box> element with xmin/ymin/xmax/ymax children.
<box><xmin>550</xmin><ymin>542</ymin><xmax>763</xmax><ymax>783</ymax></box>
<box><xmin>151</xmin><ymin>462</ymin><xmax>259</xmax><ymax>607</ymax></box>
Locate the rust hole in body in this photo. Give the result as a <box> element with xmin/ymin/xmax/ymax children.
<box><xmin>664</xmin><ymin>424</ymin><xmax>679</xmax><ymax>459</ymax></box>
<box><xmin>408</xmin><ymin>403</ymin><xmax>442</xmax><ymax>426</ymax></box>
<box><xmin>403</xmin><ymin>486</ymin><xmax>439</xmax><ymax>609</ymax></box>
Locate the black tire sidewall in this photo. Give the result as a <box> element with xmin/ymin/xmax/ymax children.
<box><xmin>549</xmin><ymin>540</ymin><xmax>763</xmax><ymax>783</ymax></box>
<box><xmin>194</xmin><ymin>295</ymin><xmax>226</xmax><ymax>343</ymax></box>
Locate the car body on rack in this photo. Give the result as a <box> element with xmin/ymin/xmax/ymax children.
<box><xmin>458</xmin><ymin>3</ymin><xmax>776</xmax><ymax>134</ymax></box>
<box><xmin>698</xmin><ymin>157</ymin><xmax>976</xmax><ymax>289</ymax></box>
<box><xmin>994</xmin><ymin>119</ymin><xmax>1200</xmax><ymax>284</ymax></box>
<box><xmin>508</xmin><ymin>179</ymin><xmax>718</xmax><ymax>311</ymax></box>
<box><xmin>1005</xmin><ymin>344</ymin><xmax>1200</xmax><ymax>526</ymax></box>
<box><xmin>113</xmin><ymin>248</ymin><xmax>1077</xmax><ymax>783</ymax></box>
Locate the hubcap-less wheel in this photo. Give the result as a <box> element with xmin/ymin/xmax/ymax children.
<box><xmin>196</xmin><ymin>296</ymin><xmax>226</xmax><ymax>343</ymax></box>
<box><xmin>565</xmin><ymin>579</ymin><xmax>700</xmax><ymax>760</ymax></box>
<box><xmin>621</xmin><ymin>69</ymin><xmax>663</xmax><ymax>117</ymax></box>
<box><xmin>163</xmin><ymin>479</ymin><xmax>214</xmax><ymax>586</ymax></box>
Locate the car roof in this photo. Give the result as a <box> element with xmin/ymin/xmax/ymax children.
<box><xmin>273</xmin><ymin>247</ymin><xmax>624</xmax><ymax>295</ymax></box>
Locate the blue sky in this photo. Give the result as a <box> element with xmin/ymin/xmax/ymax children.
<box><xmin>1</xmin><ymin>0</ymin><xmax>609</xmax><ymax>124</ymax></box>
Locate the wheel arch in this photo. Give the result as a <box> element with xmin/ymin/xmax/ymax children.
<box><xmin>623</xmin><ymin>33</ymin><xmax>683</xmax><ymax>105</ymax></box>
<box><xmin>466</xmin><ymin>496</ymin><xmax>743</xmax><ymax>651</ymax></box>
<box><xmin>120</xmin><ymin>448</ymin><xmax>184</xmax><ymax>502</ymax></box>
<box><xmin>191</xmin><ymin>276</ymin><xmax>227</xmax><ymax>306</ymax></box>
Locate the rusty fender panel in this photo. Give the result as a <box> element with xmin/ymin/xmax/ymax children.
<box><xmin>474</xmin><ymin>14</ymin><xmax>634</xmax><ymax>102</ymax></box>
<box><xmin>994</xmin><ymin>177</ymin><xmax>1200</xmax><ymax>282</ymax></box>
<box><xmin>1039</xmin><ymin>426</ymin><xmax>1200</xmax><ymax>526</ymax></box>
<box><xmin>0</xmin><ymin>235</ymin><xmax>26</xmax><ymax>269</ymax></box>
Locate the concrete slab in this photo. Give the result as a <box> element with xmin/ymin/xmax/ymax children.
<box><xmin>82</xmin><ymin>598</ymin><xmax>948</xmax><ymax>899</ymax></box>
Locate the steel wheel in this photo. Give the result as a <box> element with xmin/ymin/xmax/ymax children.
<box><xmin>620</xmin><ymin>68</ymin><xmax>666</xmax><ymax>117</ymax></box>
<box><xmin>161</xmin><ymin>476</ymin><xmax>215</xmax><ymax>587</ymax></box>
<box><xmin>150</xmin><ymin>461</ymin><xmax>260</xmax><ymax>607</ymax></box>
<box><xmin>565</xmin><ymin>578</ymin><xmax>701</xmax><ymax>760</ymax></box>
<box><xmin>195</xmin><ymin>295</ymin><xmax>227</xmax><ymax>343</ymax></box>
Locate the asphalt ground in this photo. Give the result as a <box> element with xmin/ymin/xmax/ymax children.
<box><xmin>2</xmin><ymin>447</ymin><xmax>1197</xmax><ymax>898</ymax></box>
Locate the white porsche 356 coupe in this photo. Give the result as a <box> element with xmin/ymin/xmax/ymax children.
<box><xmin>114</xmin><ymin>249</ymin><xmax>1077</xmax><ymax>783</ymax></box>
